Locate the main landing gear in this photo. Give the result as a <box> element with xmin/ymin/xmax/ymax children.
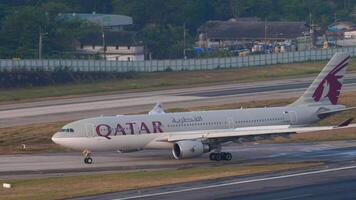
<box><xmin>209</xmin><ymin>152</ymin><xmax>232</xmax><ymax>161</ymax></box>
<box><xmin>83</xmin><ymin>149</ymin><xmax>93</xmax><ymax>164</ymax></box>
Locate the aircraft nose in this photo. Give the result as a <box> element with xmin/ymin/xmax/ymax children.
<box><xmin>51</xmin><ymin>132</ymin><xmax>60</xmax><ymax>144</ymax></box>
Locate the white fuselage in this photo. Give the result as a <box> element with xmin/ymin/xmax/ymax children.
<box><xmin>52</xmin><ymin>105</ymin><xmax>325</xmax><ymax>152</ymax></box>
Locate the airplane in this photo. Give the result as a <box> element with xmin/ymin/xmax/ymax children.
<box><xmin>52</xmin><ymin>52</ymin><xmax>356</xmax><ymax>164</ymax></box>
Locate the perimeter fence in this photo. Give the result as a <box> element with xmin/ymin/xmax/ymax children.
<box><xmin>0</xmin><ymin>47</ymin><xmax>355</xmax><ymax>72</ymax></box>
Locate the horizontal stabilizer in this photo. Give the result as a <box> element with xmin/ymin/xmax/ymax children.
<box><xmin>317</xmin><ymin>107</ymin><xmax>356</xmax><ymax>119</ymax></box>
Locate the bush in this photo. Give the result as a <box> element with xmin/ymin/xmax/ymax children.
<box><xmin>0</xmin><ymin>68</ymin><xmax>137</xmax><ymax>88</ymax></box>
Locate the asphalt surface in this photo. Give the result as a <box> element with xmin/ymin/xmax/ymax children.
<box><xmin>2</xmin><ymin>140</ymin><xmax>356</xmax><ymax>180</ymax></box>
<box><xmin>1</xmin><ymin>73</ymin><xmax>356</xmax><ymax>128</ymax></box>
<box><xmin>62</xmin><ymin>140</ymin><xmax>356</xmax><ymax>200</ymax></box>
<box><xmin>2</xmin><ymin>140</ymin><xmax>356</xmax><ymax>200</ymax></box>
<box><xmin>73</xmin><ymin>165</ymin><xmax>356</xmax><ymax>200</ymax></box>
<box><xmin>66</xmin><ymin>140</ymin><xmax>356</xmax><ymax>200</ymax></box>
<box><xmin>185</xmin><ymin>76</ymin><xmax>356</xmax><ymax>97</ymax></box>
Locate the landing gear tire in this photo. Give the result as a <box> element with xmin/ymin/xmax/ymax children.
<box><xmin>209</xmin><ymin>153</ymin><xmax>216</xmax><ymax>160</ymax></box>
<box><xmin>209</xmin><ymin>152</ymin><xmax>232</xmax><ymax>161</ymax></box>
<box><xmin>83</xmin><ymin>149</ymin><xmax>93</xmax><ymax>164</ymax></box>
<box><xmin>224</xmin><ymin>152</ymin><xmax>232</xmax><ymax>161</ymax></box>
<box><xmin>215</xmin><ymin>153</ymin><xmax>222</xmax><ymax>161</ymax></box>
<box><xmin>84</xmin><ymin>157</ymin><xmax>93</xmax><ymax>164</ymax></box>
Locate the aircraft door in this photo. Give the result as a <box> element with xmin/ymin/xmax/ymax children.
<box><xmin>289</xmin><ymin>111</ymin><xmax>297</xmax><ymax>124</ymax></box>
<box><xmin>134</xmin><ymin>121</ymin><xmax>140</xmax><ymax>135</ymax></box>
<box><xmin>85</xmin><ymin>123</ymin><xmax>95</xmax><ymax>137</ymax></box>
<box><xmin>283</xmin><ymin>111</ymin><xmax>290</xmax><ymax>123</ymax></box>
<box><xmin>283</xmin><ymin>111</ymin><xmax>297</xmax><ymax>124</ymax></box>
<box><xmin>227</xmin><ymin>117</ymin><xmax>235</xmax><ymax>129</ymax></box>
<box><xmin>128</xmin><ymin>121</ymin><xmax>140</xmax><ymax>135</ymax></box>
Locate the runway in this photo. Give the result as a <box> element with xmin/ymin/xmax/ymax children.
<box><xmin>74</xmin><ymin>165</ymin><xmax>356</xmax><ymax>200</ymax></box>
<box><xmin>52</xmin><ymin>140</ymin><xmax>356</xmax><ymax>200</ymax></box>
<box><xmin>63</xmin><ymin>140</ymin><xmax>356</xmax><ymax>200</ymax></box>
<box><xmin>2</xmin><ymin>141</ymin><xmax>356</xmax><ymax>200</ymax></box>
<box><xmin>1</xmin><ymin>73</ymin><xmax>356</xmax><ymax>128</ymax></box>
<box><xmin>2</xmin><ymin>140</ymin><xmax>356</xmax><ymax>180</ymax></box>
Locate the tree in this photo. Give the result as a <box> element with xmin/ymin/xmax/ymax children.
<box><xmin>137</xmin><ymin>24</ymin><xmax>193</xmax><ymax>59</ymax></box>
<box><xmin>0</xmin><ymin>0</ymin><xmax>354</xmax><ymax>59</ymax></box>
<box><xmin>0</xmin><ymin>4</ymin><xmax>100</xmax><ymax>58</ymax></box>
<box><xmin>0</xmin><ymin>6</ymin><xmax>47</xmax><ymax>58</ymax></box>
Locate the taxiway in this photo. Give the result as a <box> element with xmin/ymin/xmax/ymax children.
<box><xmin>1</xmin><ymin>74</ymin><xmax>356</xmax><ymax>128</ymax></box>
<box><xmin>2</xmin><ymin>140</ymin><xmax>356</xmax><ymax>180</ymax></box>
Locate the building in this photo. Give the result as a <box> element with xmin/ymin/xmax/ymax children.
<box><xmin>60</xmin><ymin>13</ymin><xmax>133</xmax><ymax>30</ymax></box>
<box><xmin>61</xmin><ymin>13</ymin><xmax>144</xmax><ymax>60</ymax></box>
<box><xmin>326</xmin><ymin>21</ymin><xmax>355</xmax><ymax>39</ymax></box>
<box><xmin>196</xmin><ymin>18</ymin><xmax>309</xmax><ymax>54</ymax></box>
<box><xmin>328</xmin><ymin>21</ymin><xmax>355</xmax><ymax>31</ymax></box>
<box><xmin>76</xmin><ymin>31</ymin><xmax>144</xmax><ymax>61</ymax></box>
<box><xmin>326</xmin><ymin>21</ymin><xmax>356</xmax><ymax>47</ymax></box>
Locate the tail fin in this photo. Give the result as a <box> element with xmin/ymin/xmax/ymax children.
<box><xmin>291</xmin><ymin>52</ymin><xmax>350</xmax><ymax>106</ymax></box>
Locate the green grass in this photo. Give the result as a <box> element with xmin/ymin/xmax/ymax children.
<box><xmin>0</xmin><ymin>162</ymin><xmax>322</xmax><ymax>200</ymax></box>
<box><xmin>1</xmin><ymin>59</ymin><xmax>355</xmax><ymax>103</ymax></box>
<box><xmin>0</xmin><ymin>121</ymin><xmax>69</xmax><ymax>154</ymax></box>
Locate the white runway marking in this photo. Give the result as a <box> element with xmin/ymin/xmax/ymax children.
<box><xmin>275</xmin><ymin>194</ymin><xmax>312</xmax><ymax>200</ymax></box>
<box><xmin>114</xmin><ymin>165</ymin><xmax>356</xmax><ymax>200</ymax></box>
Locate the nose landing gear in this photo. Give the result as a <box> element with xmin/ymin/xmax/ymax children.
<box><xmin>209</xmin><ymin>152</ymin><xmax>232</xmax><ymax>161</ymax></box>
<box><xmin>83</xmin><ymin>149</ymin><xmax>93</xmax><ymax>164</ymax></box>
<box><xmin>84</xmin><ymin>157</ymin><xmax>93</xmax><ymax>164</ymax></box>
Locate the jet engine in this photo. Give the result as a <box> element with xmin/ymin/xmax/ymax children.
<box><xmin>172</xmin><ymin>140</ymin><xmax>210</xmax><ymax>159</ymax></box>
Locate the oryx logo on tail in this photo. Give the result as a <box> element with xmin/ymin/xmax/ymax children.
<box><xmin>290</xmin><ymin>53</ymin><xmax>350</xmax><ymax>106</ymax></box>
<box><xmin>312</xmin><ymin>56</ymin><xmax>350</xmax><ymax>105</ymax></box>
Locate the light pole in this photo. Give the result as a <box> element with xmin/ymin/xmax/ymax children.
<box><xmin>39</xmin><ymin>31</ymin><xmax>48</xmax><ymax>59</ymax></box>
<box><xmin>101</xmin><ymin>25</ymin><xmax>106</xmax><ymax>60</ymax></box>
<box><xmin>183</xmin><ymin>22</ymin><xmax>186</xmax><ymax>59</ymax></box>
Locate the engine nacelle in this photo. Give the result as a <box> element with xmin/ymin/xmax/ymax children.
<box><xmin>172</xmin><ymin>140</ymin><xmax>210</xmax><ymax>159</ymax></box>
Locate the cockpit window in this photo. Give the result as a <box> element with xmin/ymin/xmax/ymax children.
<box><xmin>60</xmin><ymin>128</ymin><xmax>74</xmax><ymax>133</ymax></box>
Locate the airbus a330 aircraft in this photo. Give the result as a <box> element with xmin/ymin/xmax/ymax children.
<box><xmin>52</xmin><ymin>52</ymin><xmax>355</xmax><ymax>164</ymax></box>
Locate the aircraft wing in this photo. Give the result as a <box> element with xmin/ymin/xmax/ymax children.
<box><xmin>163</xmin><ymin>123</ymin><xmax>356</xmax><ymax>143</ymax></box>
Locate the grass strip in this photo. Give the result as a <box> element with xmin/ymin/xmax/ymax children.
<box><xmin>0</xmin><ymin>162</ymin><xmax>322</xmax><ymax>200</ymax></box>
<box><xmin>1</xmin><ymin>59</ymin><xmax>355</xmax><ymax>103</ymax></box>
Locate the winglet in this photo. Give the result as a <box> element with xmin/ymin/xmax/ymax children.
<box><xmin>336</xmin><ymin>118</ymin><xmax>354</xmax><ymax>127</ymax></box>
